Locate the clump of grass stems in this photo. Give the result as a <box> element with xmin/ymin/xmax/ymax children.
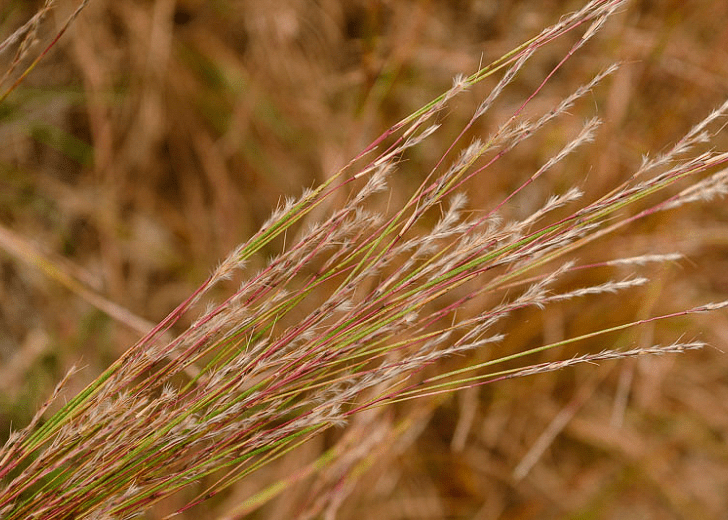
<box><xmin>1</xmin><ymin>0</ymin><xmax>728</xmax><ymax>518</ymax></box>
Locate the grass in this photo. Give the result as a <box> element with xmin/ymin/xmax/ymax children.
<box><xmin>1</xmin><ymin>1</ymin><xmax>728</xmax><ymax>518</ymax></box>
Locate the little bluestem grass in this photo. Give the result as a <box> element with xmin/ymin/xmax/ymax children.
<box><xmin>1</xmin><ymin>1</ymin><xmax>728</xmax><ymax>518</ymax></box>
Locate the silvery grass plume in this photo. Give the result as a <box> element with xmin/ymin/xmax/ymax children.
<box><xmin>2</xmin><ymin>0</ymin><xmax>728</xmax><ymax>518</ymax></box>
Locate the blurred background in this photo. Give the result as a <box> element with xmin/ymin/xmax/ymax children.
<box><xmin>1</xmin><ymin>0</ymin><xmax>728</xmax><ymax>518</ymax></box>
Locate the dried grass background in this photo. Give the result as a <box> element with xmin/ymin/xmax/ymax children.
<box><xmin>1</xmin><ymin>0</ymin><xmax>728</xmax><ymax>518</ymax></box>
